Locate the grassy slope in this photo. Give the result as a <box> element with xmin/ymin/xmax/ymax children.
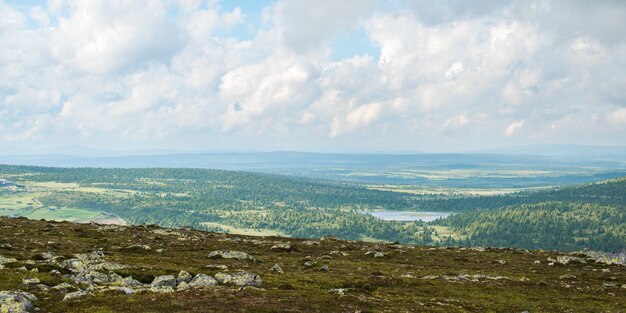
<box><xmin>0</xmin><ymin>217</ymin><xmax>624</xmax><ymax>312</ymax></box>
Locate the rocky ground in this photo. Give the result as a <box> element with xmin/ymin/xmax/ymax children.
<box><xmin>0</xmin><ymin>217</ymin><xmax>624</xmax><ymax>312</ymax></box>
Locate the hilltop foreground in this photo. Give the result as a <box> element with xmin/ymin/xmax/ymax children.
<box><xmin>0</xmin><ymin>217</ymin><xmax>624</xmax><ymax>312</ymax></box>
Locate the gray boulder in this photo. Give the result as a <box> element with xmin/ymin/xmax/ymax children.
<box><xmin>269</xmin><ymin>264</ymin><xmax>283</xmax><ymax>274</ymax></box>
<box><xmin>269</xmin><ymin>242</ymin><xmax>293</xmax><ymax>252</ymax></box>
<box><xmin>0</xmin><ymin>255</ymin><xmax>17</xmax><ymax>265</ymax></box>
<box><xmin>151</xmin><ymin>275</ymin><xmax>176</xmax><ymax>289</ymax></box>
<box><xmin>177</xmin><ymin>271</ymin><xmax>193</xmax><ymax>284</ymax></box>
<box><xmin>21</xmin><ymin>278</ymin><xmax>40</xmax><ymax>285</ymax></box>
<box><xmin>208</xmin><ymin>250</ymin><xmax>255</xmax><ymax>261</ymax></box>
<box><xmin>214</xmin><ymin>272</ymin><xmax>232</xmax><ymax>285</ymax></box>
<box><xmin>557</xmin><ymin>256</ymin><xmax>586</xmax><ymax>265</ymax></box>
<box><xmin>188</xmin><ymin>274</ymin><xmax>217</xmax><ymax>287</ymax></box>
<box><xmin>229</xmin><ymin>271</ymin><xmax>262</xmax><ymax>287</ymax></box>
<box><xmin>63</xmin><ymin>290</ymin><xmax>90</xmax><ymax>301</ymax></box>
<box><xmin>0</xmin><ymin>290</ymin><xmax>37</xmax><ymax>313</ymax></box>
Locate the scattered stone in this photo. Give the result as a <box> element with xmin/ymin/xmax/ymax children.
<box><xmin>0</xmin><ymin>290</ymin><xmax>37</xmax><ymax>313</ymax></box>
<box><xmin>63</xmin><ymin>290</ymin><xmax>90</xmax><ymax>301</ymax></box>
<box><xmin>303</xmin><ymin>261</ymin><xmax>316</xmax><ymax>268</ymax></box>
<box><xmin>0</xmin><ymin>255</ymin><xmax>17</xmax><ymax>265</ymax></box>
<box><xmin>208</xmin><ymin>250</ymin><xmax>255</xmax><ymax>261</ymax></box>
<box><xmin>602</xmin><ymin>268</ymin><xmax>611</xmax><ymax>273</ymax></box>
<box><xmin>22</xmin><ymin>278</ymin><xmax>40</xmax><ymax>285</ymax></box>
<box><xmin>177</xmin><ymin>270</ymin><xmax>193</xmax><ymax>284</ymax></box>
<box><xmin>205</xmin><ymin>264</ymin><xmax>228</xmax><ymax>271</ymax></box>
<box><xmin>188</xmin><ymin>274</ymin><xmax>217</xmax><ymax>287</ymax></box>
<box><xmin>329</xmin><ymin>251</ymin><xmax>349</xmax><ymax>257</ymax></box>
<box><xmin>560</xmin><ymin>274</ymin><xmax>577</xmax><ymax>280</ymax></box>
<box><xmin>0</xmin><ymin>243</ymin><xmax>12</xmax><ymax>250</ymax></box>
<box><xmin>421</xmin><ymin>275</ymin><xmax>439</xmax><ymax>280</ymax></box>
<box><xmin>177</xmin><ymin>281</ymin><xmax>189</xmax><ymax>290</ymax></box>
<box><xmin>215</xmin><ymin>271</ymin><xmax>262</xmax><ymax>287</ymax></box>
<box><xmin>123</xmin><ymin>244</ymin><xmax>151</xmax><ymax>251</ymax></box>
<box><xmin>533</xmin><ymin>260</ymin><xmax>541</xmax><ymax>264</ymax></box>
<box><xmin>151</xmin><ymin>275</ymin><xmax>176</xmax><ymax>289</ymax></box>
<box><xmin>495</xmin><ymin>259</ymin><xmax>507</xmax><ymax>265</ymax></box>
<box><xmin>269</xmin><ymin>264</ymin><xmax>283</xmax><ymax>274</ymax></box>
<box><xmin>16</xmin><ymin>267</ymin><xmax>27</xmax><ymax>271</ymax></box>
<box><xmin>320</xmin><ymin>265</ymin><xmax>330</xmax><ymax>272</ymax></box>
<box><xmin>214</xmin><ymin>272</ymin><xmax>232</xmax><ymax>285</ymax></box>
<box><xmin>49</xmin><ymin>270</ymin><xmax>61</xmax><ymax>275</ymax></box>
<box><xmin>269</xmin><ymin>242</ymin><xmax>294</xmax><ymax>252</ymax></box>
<box><xmin>365</xmin><ymin>251</ymin><xmax>386</xmax><ymax>258</ymax></box>
<box><xmin>39</xmin><ymin>252</ymin><xmax>57</xmax><ymax>260</ymax></box>
<box><xmin>328</xmin><ymin>288</ymin><xmax>347</xmax><ymax>295</ymax></box>
<box><xmin>30</xmin><ymin>268</ymin><xmax>38</xmax><ymax>273</ymax></box>
<box><xmin>50</xmin><ymin>283</ymin><xmax>75</xmax><ymax>291</ymax></box>
<box><xmin>556</xmin><ymin>256</ymin><xmax>586</xmax><ymax>265</ymax></box>
<box><xmin>114</xmin><ymin>276</ymin><xmax>144</xmax><ymax>288</ymax></box>
<box><xmin>577</xmin><ymin>250</ymin><xmax>626</xmax><ymax>266</ymax></box>
<box><xmin>301</xmin><ymin>240</ymin><xmax>320</xmax><ymax>246</ymax></box>
<box><xmin>149</xmin><ymin>286</ymin><xmax>175</xmax><ymax>293</ymax></box>
<box><xmin>101</xmin><ymin>286</ymin><xmax>135</xmax><ymax>295</ymax></box>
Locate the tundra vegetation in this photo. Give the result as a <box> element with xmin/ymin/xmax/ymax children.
<box><xmin>0</xmin><ymin>217</ymin><xmax>624</xmax><ymax>312</ymax></box>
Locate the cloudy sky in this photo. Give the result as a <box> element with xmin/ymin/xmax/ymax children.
<box><xmin>1</xmin><ymin>0</ymin><xmax>625</xmax><ymax>153</ymax></box>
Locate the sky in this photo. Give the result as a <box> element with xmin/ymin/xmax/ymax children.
<box><xmin>0</xmin><ymin>0</ymin><xmax>625</xmax><ymax>153</ymax></box>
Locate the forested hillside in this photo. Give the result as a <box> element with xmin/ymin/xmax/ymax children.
<box><xmin>0</xmin><ymin>165</ymin><xmax>624</xmax><ymax>252</ymax></box>
<box><xmin>0</xmin><ymin>165</ymin><xmax>439</xmax><ymax>245</ymax></box>
<box><xmin>416</xmin><ymin>177</ymin><xmax>626</xmax><ymax>212</ymax></box>
<box><xmin>430</xmin><ymin>178</ymin><xmax>626</xmax><ymax>251</ymax></box>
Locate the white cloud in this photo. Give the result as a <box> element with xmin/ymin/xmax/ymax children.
<box><xmin>607</xmin><ymin>108</ymin><xmax>626</xmax><ymax>126</ymax></box>
<box><xmin>0</xmin><ymin>0</ymin><xmax>625</xmax><ymax>151</ymax></box>
<box><xmin>505</xmin><ymin>120</ymin><xmax>525</xmax><ymax>136</ymax></box>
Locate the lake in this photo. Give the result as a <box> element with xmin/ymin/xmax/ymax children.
<box><xmin>362</xmin><ymin>211</ymin><xmax>453</xmax><ymax>222</ymax></box>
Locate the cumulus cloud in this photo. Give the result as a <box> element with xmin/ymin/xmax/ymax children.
<box><xmin>0</xmin><ymin>0</ymin><xmax>625</xmax><ymax>151</ymax></box>
<box><xmin>505</xmin><ymin>120</ymin><xmax>525</xmax><ymax>136</ymax></box>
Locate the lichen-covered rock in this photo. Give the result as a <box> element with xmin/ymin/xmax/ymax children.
<box><xmin>328</xmin><ymin>288</ymin><xmax>347</xmax><ymax>295</ymax></box>
<box><xmin>21</xmin><ymin>278</ymin><xmax>40</xmax><ymax>285</ymax></box>
<box><xmin>50</xmin><ymin>283</ymin><xmax>75</xmax><ymax>291</ymax></box>
<box><xmin>269</xmin><ymin>264</ymin><xmax>283</xmax><ymax>274</ymax></box>
<box><xmin>301</xmin><ymin>240</ymin><xmax>320</xmax><ymax>246</ymax></box>
<box><xmin>176</xmin><ymin>281</ymin><xmax>189</xmax><ymax>290</ymax></box>
<box><xmin>214</xmin><ymin>272</ymin><xmax>232</xmax><ymax>285</ymax></box>
<box><xmin>330</xmin><ymin>251</ymin><xmax>349</xmax><ymax>257</ymax></box>
<box><xmin>365</xmin><ymin>251</ymin><xmax>386</xmax><ymax>258</ymax></box>
<box><xmin>151</xmin><ymin>275</ymin><xmax>176</xmax><ymax>289</ymax></box>
<box><xmin>100</xmin><ymin>286</ymin><xmax>135</xmax><ymax>295</ymax></box>
<box><xmin>208</xmin><ymin>250</ymin><xmax>255</xmax><ymax>261</ymax></box>
<box><xmin>0</xmin><ymin>290</ymin><xmax>37</xmax><ymax>313</ymax></box>
<box><xmin>115</xmin><ymin>276</ymin><xmax>144</xmax><ymax>288</ymax></box>
<box><xmin>0</xmin><ymin>255</ymin><xmax>17</xmax><ymax>265</ymax></box>
<box><xmin>557</xmin><ymin>256</ymin><xmax>586</xmax><ymax>265</ymax></box>
<box><xmin>38</xmin><ymin>252</ymin><xmax>57</xmax><ymax>261</ymax></box>
<box><xmin>269</xmin><ymin>242</ymin><xmax>293</xmax><ymax>252</ymax></box>
<box><xmin>560</xmin><ymin>274</ymin><xmax>577</xmax><ymax>280</ymax></box>
<box><xmin>63</xmin><ymin>290</ymin><xmax>90</xmax><ymax>301</ymax></box>
<box><xmin>188</xmin><ymin>274</ymin><xmax>217</xmax><ymax>287</ymax></box>
<box><xmin>177</xmin><ymin>270</ymin><xmax>192</xmax><ymax>284</ymax></box>
<box><xmin>229</xmin><ymin>271</ymin><xmax>262</xmax><ymax>287</ymax></box>
<box><xmin>205</xmin><ymin>264</ymin><xmax>228</xmax><ymax>270</ymax></box>
<box><xmin>578</xmin><ymin>251</ymin><xmax>626</xmax><ymax>266</ymax></box>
